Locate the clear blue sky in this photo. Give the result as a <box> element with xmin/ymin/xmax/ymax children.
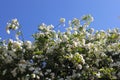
<box><xmin>0</xmin><ymin>0</ymin><xmax>120</xmax><ymax>40</ymax></box>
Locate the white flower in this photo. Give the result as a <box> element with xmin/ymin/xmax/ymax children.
<box><xmin>72</xmin><ymin>18</ymin><xmax>80</xmax><ymax>26</ymax></box>
<box><xmin>90</xmin><ymin>28</ymin><xmax>94</xmax><ymax>33</ymax></box>
<box><xmin>11</xmin><ymin>68</ymin><xmax>17</xmax><ymax>77</ymax></box>
<box><xmin>36</xmin><ymin>75</ymin><xmax>40</xmax><ymax>79</ymax></box>
<box><xmin>8</xmin><ymin>51</ymin><xmax>17</xmax><ymax>58</ymax></box>
<box><xmin>12</xmin><ymin>24</ymin><xmax>18</xmax><ymax>30</ymax></box>
<box><xmin>24</xmin><ymin>41</ymin><xmax>32</xmax><ymax>49</ymax></box>
<box><xmin>6</xmin><ymin>18</ymin><xmax>19</xmax><ymax>34</ymax></box>
<box><xmin>94</xmin><ymin>47</ymin><xmax>98</xmax><ymax>52</ymax></box>
<box><xmin>66</xmin><ymin>31</ymin><xmax>71</xmax><ymax>35</ymax></box>
<box><xmin>86</xmin><ymin>65</ymin><xmax>89</xmax><ymax>69</ymax></box>
<box><xmin>96</xmin><ymin>72</ymin><xmax>101</xmax><ymax>78</ymax></box>
<box><xmin>73</xmin><ymin>26</ymin><xmax>78</xmax><ymax>31</ymax></box>
<box><xmin>82</xmin><ymin>39</ymin><xmax>85</xmax><ymax>46</ymax></box>
<box><xmin>74</xmin><ymin>31</ymin><xmax>78</xmax><ymax>35</ymax></box>
<box><xmin>50</xmin><ymin>73</ymin><xmax>55</xmax><ymax>78</ymax></box>
<box><xmin>67</xmin><ymin>27</ymin><xmax>72</xmax><ymax>31</ymax></box>
<box><xmin>31</xmin><ymin>73</ymin><xmax>36</xmax><ymax>78</ymax></box>
<box><xmin>46</xmin><ymin>46</ymin><xmax>54</xmax><ymax>53</ymax></box>
<box><xmin>45</xmin><ymin>72</ymin><xmax>48</xmax><ymax>75</ymax></box>
<box><xmin>76</xmin><ymin>64</ymin><xmax>82</xmax><ymax>70</ymax></box>
<box><xmin>86</xmin><ymin>43</ymin><xmax>92</xmax><ymax>49</ymax></box>
<box><xmin>73</xmin><ymin>41</ymin><xmax>80</xmax><ymax>47</ymax></box>
<box><xmin>80</xmin><ymin>56</ymin><xmax>85</xmax><ymax>64</ymax></box>
<box><xmin>76</xmin><ymin>73</ymin><xmax>81</xmax><ymax>77</ymax></box>
<box><xmin>34</xmin><ymin>68</ymin><xmax>40</xmax><ymax>74</ymax></box>
<box><xmin>107</xmin><ymin>29</ymin><xmax>111</xmax><ymax>33</ymax></box>
<box><xmin>48</xmin><ymin>24</ymin><xmax>54</xmax><ymax>29</ymax></box>
<box><xmin>12</xmin><ymin>18</ymin><xmax>19</xmax><ymax>27</ymax></box>
<box><xmin>60</xmin><ymin>18</ymin><xmax>65</xmax><ymax>23</ymax></box>
<box><xmin>12</xmin><ymin>41</ymin><xmax>22</xmax><ymax>49</ymax></box>
<box><xmin>82</xmin><ymin>15</ymin><xmax>94</xmax><ymax>22</ymax></box>
<box><xmin>12</xmin><ymin>18</ymin><xmax>18</xmax><ymax>23</ymax></box>
<box><xmin>29</xmin><ymin>67</ymin><xmax>35</xmax><ymax>71</ymax></box>
<box><xmin>100</xmin><ymin>53</ymin><xmax>107</xmax><ymax>57</ymax></box>
<box><xmin>69</xmin><ymin>54</ymin><xmax>73</xmax><ymax>59</ymax></box>
<box><xmin>74</xmin><ymin>52</ymin><xmax>85</xmax><ymax>64</ymax></box>
<box><xmin>6</xmin><ymin>27</ymin><xmax>10</xmax><ymax>34</ymax></box>
<box><xmin>113</xmin><ymin>28</ymin><xmax>118</xmax><ymax>33</ymax></box>
<box><xmin>15</xmin><ymin>34</ymin><xmax>19</xmax><ymax>40</ymax></box>
<box><xmin>2</xmin><ymin>69</ymin><xmax>7</xmax><ymax>75</ymax></box>
<box><xmin>91</xmin><ymin>16</ymin><xmax>94</xmax><ymax>22</ymax></box>
<box><xmin>96</xmin><ymin>33</ymin><xmax>101</xmax><ymax>39</ymax></box>
<box><xmin>46</xmin><ymin>69</ymin><xmax>52</xmax><ymax>73</ymax></box>
<box><xmin>62</xmin><ymin>34</ymin><xmax>68</xmax><ymax>42</ymax></box>
<box><xmin>39</xmin><ymin>25</ymin><xmax>44</xmax><ymax>30</ymax></box>
<box><xmin>8</xmin><ymin>39</ymin><xmax>13</xmax><ymax>43</ymax></box>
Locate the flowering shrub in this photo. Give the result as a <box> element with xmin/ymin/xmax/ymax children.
<box><xmin>0</xmin><ymin>15</ymin><xmax>120</xmax><ymax>80</ymax></box>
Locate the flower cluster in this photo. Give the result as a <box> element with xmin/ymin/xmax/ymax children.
<box><xmin>0</xmin><ymin>15</ymin><xmax>120</xmax><ymax>80</ymax></box>
<box><xmin>6</xmin><ymin>18</ymin><xmax>19</xmax><ymax>34</ymax></box>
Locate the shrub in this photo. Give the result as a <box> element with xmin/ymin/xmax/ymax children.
<box><xmin>0</xmin><ymin>15</ymin><xmax>120</xmax><ymax>80</ymax></box>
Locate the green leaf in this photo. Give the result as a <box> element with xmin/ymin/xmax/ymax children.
<box><xmin>33</xmin><ymin>51</ymin><xmax>43</xmax><ymax>55</ymax></box>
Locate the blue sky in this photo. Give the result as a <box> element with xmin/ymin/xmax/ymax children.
<box><xmin>0</xmin><ymin>0</ymin><xmax>120</xmax><ymax>40</ymax></box>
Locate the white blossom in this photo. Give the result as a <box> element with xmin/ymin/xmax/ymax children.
<box><xmin>29</xmin><ymin>67</ymin><xmax>35</xmax><ymax>71</ymax></box>
<box><xmin>46</xmin><ymin>69</ymin><xmax>52</xmax><ymax>73</ymax></box>
<box><xmin>96</xmin><ymin>72</ymin><xmax>101</xmax><ymax>78</ymax></box>
<box><xmin>72</xmin><ymin>18</ymin><xmax>80</xmax><ymax>26</ymax></box>
<box><xmin>82</xmin><ymin>39</ymin><xmax>85</xmax><ymax>46</ymax></box>
<box><xmin>24</xmin><ymin>41</ymin><xmax>32</xmax><ymax>49</ymax></box>
<box><xmin>0</xmin><ymin>16</ymin><xmax>120</xmax><ymax>79</ymax></box>
<box><xmin>62</xmin><ymin>34</ymin><xmax>68</xmax><ymax>42</ymax></box>
<box><xmin>6</xmin><ymin>18</ymin><xmax>19</xmax><ymax>34</ymax></box>
<box><xmin>11</xmin><ymin>68</ymin><xmax>17</xmax><ymax>77</ymax></box>
<box><xmin>31</xmin><ymin>74</ymin><xmax>36</xmax><ymax>78</ymax></box>
<box><xmin>76</xmin><ymin>64</ymin><xmax>82</xmax><ymax>70</ymax></box>
<box><xmin>60</xmin><ymin>18</ymin><xmax>65</xmax><ymax>23</ymax></box>
<box><xmin>6</xmin><ymin>28</ymin><xmax>10</xmax><ymax>34</ymax></box>
<box><xmin>12</xmin><ymin>41</ymin><xmax>22</xmax><ymax>50</ymax></box>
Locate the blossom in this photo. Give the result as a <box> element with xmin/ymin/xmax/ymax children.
<box><xmin>60</xmin><ymin>18</ymin><xmax>65</xmax><ymax>23</ymax></box>
<box><xmin>72</xmin><ymin>18</ymin><xmax>80</xmax><ymax>26</ymax></box>
<box><xmin>24</xmin><ymin>41</ymin><xmax>32</xmax><ymax>49</ymax></box>
<box><xmin>85</xmin><ymin>43</ymin><xmax>94</xmax><ymax>49</ymax></box>
<box><xmin>76</xmin><ymin>64</ymin><xmax>82</xmax><ymax>70</ymax></box>
<box><xmin>29</xmin><ymin>67</ymin><xmax>34</xmax><ymax>71</ymax></box>
<box><xmin>89</xmin><ymin>28</ymin><xmax>94</xmax><ymax>33</ymax></box>
<box><xmin>82</xmin><ymin>39</ymin><xmax>85</xmax><ymax>46</ymax></box>
<box><xmin>82</xmin><ymin>14</ymin><xmax>94</xmax><ymax>23</ymax></box>
<box><xmin>12</xmin><ymin>41</ymin><xmax>22</xmax><ymax>50</ymax></box>
<box><xmin>6</xmin><ymin>18</ymin><xmax>19</xmax><ymax>34</ymax></box>
<box><xmin>1</xmin><ymin>16</ymin><xmax>120</xmax><ymax>79</ymax></box>
<box><xmin>47</xmin><ymin>24</ymin><xmax>54</xmax><ymax>29</ymax></box>
<box><xmin>6</xmin><ymin>28</ymin><xmax>10</xmax><ymax>34</ymax></box>
<box><xmin>62</xmin><ymin>34</ymin><xmax>68</xmax><ymax>42</ymax></box>
<box><xmin>11</xmin><ymin>68</ymin><xmax>17</xmax><ymax>77</ymax></box>
<box><xmin>73</xmin><ymin>40</ymin><xmax>80</xmax><ymax>47</ymax></box>
<box><xmin>46</xmin><ymin>69</ymin><xmax>52</xmax><ymax>73</ymax></box>
<box><xmin>31</xmin><ymin>74</ymin><xmax>36</xmax><ymax>78</ymax></box>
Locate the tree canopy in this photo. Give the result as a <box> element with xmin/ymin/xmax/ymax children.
<box><xmin>0</xmin><ymin>15</ymin><xmax>120</xmax><ymax>80</ymax></box>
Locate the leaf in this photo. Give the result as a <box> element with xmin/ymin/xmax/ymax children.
<box><xmin>33</xmin><ymin>51</ymin><xmax>43</xmax><ymax>55</ymax></box>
